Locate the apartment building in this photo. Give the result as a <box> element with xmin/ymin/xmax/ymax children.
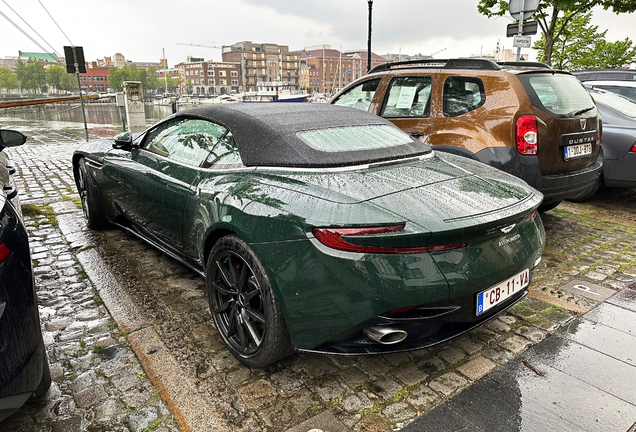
<box><xmin>294</xmin><ymin>45</ymin><xmax>386</xmax><ymax>94</ymax></box>
<box><xmin>222</xmin><ymin>41</ymin><xmax>300</xmax><ymax>91</ymax></box>
<box><xmin>178</xmin><ymin>60</ymin><xmax>242</xmax><ymax>95</ymax></box>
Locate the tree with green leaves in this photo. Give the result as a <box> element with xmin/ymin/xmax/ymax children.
<box><xmin>46</xmin><ymin>64</ymin><xmax>68</xmax><ymax>93</ymax></box>
<box><xmin>477</xmin><ymin>0</ymin><xmax>636</xmax><ymax>66</ymax></box>
<box><xmin>157</xmin><ymin>75</ymin><xmax>179</xmax><ymax>93</ymax></box>
<box><xmin>0</xmin><ymin>67</ymin><xmax>19</xmax><ymax>91</ymax></box>
<box><xmin>145</xmin><ymin>66</ymin><xmax>158</xmax><ymax>91</ymax></box>
<box><xmin>15</xmin><ymin>58</ymin><xmax>46</xmax><ymax>93</ymax></box>
<box><xmin>533</xmin><ymin>12</ymin><xmax>636</xmax><ymax>69</ymax></box>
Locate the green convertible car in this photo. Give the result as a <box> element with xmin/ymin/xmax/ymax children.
<box><xmin>73</xmin><ymin>104</ymin><xmax>545</xmax><ymax>368</ymax></box>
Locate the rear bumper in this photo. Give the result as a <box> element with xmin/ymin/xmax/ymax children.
<box><xmin>0</xmin><ymin>392</ymin><xmax>32</xmax><ymax>423</ymax></box>
<box><xmin>603</xmin><ymin>154</ymin><xmax>636</xmax><ymax>188</ymax></box>
<box><xmin>0</xmin><ymin>342</ymin><xmax>46</xmax><ymax>422</ymax></box>
<box><xmin>301</xmin><ymin>287</ymin><xmax>529</xmax><ymax>355</ymax></box>
<box><xmin>473</xmin><ymin>147</ymin><xmax>603</xmax><ymax>205</ymax></box>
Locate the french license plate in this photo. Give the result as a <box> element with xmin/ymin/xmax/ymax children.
<box><xmin>476</xmin><ymin>268</ymin><xmax>530</xmax><ymax>316</ymax></box>
<box><xmin>564</xmin><ymin>143</ymin><xmax>592</xmax><ymax>160</ymax></box>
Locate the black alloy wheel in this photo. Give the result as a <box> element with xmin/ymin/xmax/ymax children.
<box><xmin>211</xmin><ymin>250</ymin><xmax>265</xmax><ymax>356</ymax></box>
<box><xmin>206</xmin><ymin>235</ymin><xmax>292</xmax><ymax>368</ymax></box>
<box><xmin>76</xmin><ymin>159</ymin><xmax>109</xmax><ymax>229</ymax></box>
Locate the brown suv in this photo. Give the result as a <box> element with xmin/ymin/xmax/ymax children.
<box><xmin>330</xmin><ymin>59</ymin><xmax>602</xmax><ymax>209</ymax></box>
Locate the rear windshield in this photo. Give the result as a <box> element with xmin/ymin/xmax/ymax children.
<box><xmin>298</xmin><ymin>125</ymin><xmax>413</xmax><ymax>153</ymax></box>
<box><xmin>521</xmin><ymin>74</ymin><xmax>596</xmax><ymax>117</ymax></box>
<box><xmin>592</xmin><ymin>91</ymin><xmax>636</xmax><ymax>118</ymax></box>
<box><xmin>595</xmin><ymin>85</ymin><xmax>636</xmax><ymax>103</ymax></box>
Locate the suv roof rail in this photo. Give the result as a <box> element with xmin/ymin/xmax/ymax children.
<box><xmin>497</xmin><ymin>61</ymin><xmax>552</xmax><ymax>69</ymax></box>
<box><xmin>369</xmin><ymin>58</ymin><xmax>501</xmax><ymax>74</ymax></box>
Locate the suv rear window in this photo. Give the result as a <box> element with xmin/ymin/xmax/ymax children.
<box><xmin>523</xmin><ymin>74</ymin><xmax>595</xmax><ymax>117</ymax></box>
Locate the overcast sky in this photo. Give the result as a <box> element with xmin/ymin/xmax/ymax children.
<box><xmin>1</xmin><ymin>0</ymin><xmax>634</xmax><ymax>65</ymax></box>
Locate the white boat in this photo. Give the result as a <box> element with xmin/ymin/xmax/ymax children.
<box><xmin>242</xmin><ymin>81</ymin><xmax>309</xmax><ymax>103</ymax></box>
<box><xmin>200</xmin><ymin>94</ymin><xmax>239</xmax><ymax>104</ymax></box>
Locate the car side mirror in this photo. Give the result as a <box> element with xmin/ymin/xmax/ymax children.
<box><xmin>0</xmin><ymin>129</ymin><xmax>27</xmax><ymax>152</ymax></box>
<box><xmin>113</xmin><ymin>131</ymin><xmax>133</xmax><ymax>150</ymax></box>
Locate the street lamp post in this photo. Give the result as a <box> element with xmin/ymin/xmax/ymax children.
<box><xmin>367</xmin><ymin>0</ymin><xmax>373</xmax><ymax>73</ymax></box>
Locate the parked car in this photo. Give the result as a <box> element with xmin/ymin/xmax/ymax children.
<box><xmin>572</xmin><ymin>69</ymin><xmax>636</xmax><ymax>82</ymax></box>
<box><xmin>0</xmin><ymin>129</ymin><xmax>51</xmax><ymax>422</ymax></box>
<box><xmin>72</xmin><ymin>104</ymin><xmax>545</xmax><ymax>368</ymax></box>
<box><xmin>581</xmin><ymin>81</ymin><xmax>636</xmax><ymax>103</ymax></box>
<box><xmin>330</xmin><ymin>59</ymin><xmax>603</xmax><ymax>211</ymax></box>
<box><xmin>585</xmin><ymin>88</ymin><xmax>636</xmax><ymax>191</ymax></box>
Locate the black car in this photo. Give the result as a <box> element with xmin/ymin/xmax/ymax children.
<box><xmin>0</xmin><ymin>129</ymin><xmax>50</xmax><ymax>422</ymax></box>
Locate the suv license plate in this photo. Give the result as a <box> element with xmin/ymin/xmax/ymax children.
<box><xmin>476</xmin><ymin>268</ymin><xmax>529</xmax><ymax>316</ymax></box>
<box><xmin>564</xmin><ymin>143</ymin><xmax>592</xmax><ymax>160</ymax></box>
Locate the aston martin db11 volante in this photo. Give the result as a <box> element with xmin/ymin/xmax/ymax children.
<box><xmin>73</xmin><ymin>104</ymin><xmax>545</xmax><ymax>368</ymax></box>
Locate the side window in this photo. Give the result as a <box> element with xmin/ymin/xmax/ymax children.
<box><xmin>203</xmin><ymin>132</ymin><xmax>243</xmax><ymax>168</ymax></box>
<box><xmin>332</xmin><ymin>79</ymin><xmax>381</xmax><ymax>112</ymax></box>
<box><xmin>380</xmin><ymin>76</ymin><xmax>432</xmax><ymax>118</ymax></box>
<box><xmin>443</xmin><ymin>77</ymin><xmax>485</xmax><ymax>117</ymax></box>
<box><xmin>142</xmin><ymin>118</ymin><xmax>227</xmax><ymax>167</ymax></box>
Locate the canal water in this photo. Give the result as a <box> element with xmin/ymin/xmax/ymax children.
<box><xmin>0</xmin><ymin>103</ymin><xmax>177</xmax><ymax>142</ymax></box>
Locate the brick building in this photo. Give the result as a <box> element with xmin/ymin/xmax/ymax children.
<box><xmin>222</xmin><ymin>41</ymin><xmax>300</xmax><ymax>91</ymax></box>
<box><xmin>178</xmin><ymin>60</ymin><xmax>242</xmax><ymax>95</ymax></box>
<box><xmin>79</xmin><ymin>61</ymin><xmax>110</xmax><ymax>92</ymax></box>
<box><xmin>294</xmin><ymin>45</ymin><xmax>386</xmax><ymax>94</ymax></box>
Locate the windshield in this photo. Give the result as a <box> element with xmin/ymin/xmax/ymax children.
<box><xmin>525</xmin><ymin>74</ymin><xmax>596</xmax><ymax>117</ymax></box>
<box><xmin>298</xmin><ymin>125</ymin><xmax>413</xmax><ymax>153</ymax></box>
<box><xmin>592</xmin><ymin>91</ymin><xmax>636</xmax><ymax>118</ymax></box>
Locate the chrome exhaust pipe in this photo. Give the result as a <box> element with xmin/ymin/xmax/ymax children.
<box><xmin>364</xmin><ymin>326</ymin><xmax>408</xmax><ymax>345</ymax></box>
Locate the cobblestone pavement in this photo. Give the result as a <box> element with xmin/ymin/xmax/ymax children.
<box><xmin>4</xmin><ymin>117</ymin><xmax>636</xmax><ymax>432</ymax></box>
<box><xmin>1</xmin><ymin>119</ymin><xmax>180</xmax><ymax>432</ymax></box>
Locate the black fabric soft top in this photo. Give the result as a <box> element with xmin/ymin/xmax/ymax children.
<box><xmin>178</xmin><ymin>103</ymin><xmax>430</xmax><ymax>168</ymax></box>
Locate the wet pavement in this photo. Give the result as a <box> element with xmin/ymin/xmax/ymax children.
<box><xmin>402</xmin><ymin>285</ymin><xmax>636</xmax><ymax>432</ymax></box>
<box><xmin>2</xmin><ymin>112</ymin><xmax>636</xmax><ymax>431</ymax></box>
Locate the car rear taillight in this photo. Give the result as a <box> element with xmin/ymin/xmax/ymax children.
<box><xmin>630</xmin><ymin>142</ymin><xmax>636</xmax><ymax>153</ymax></box>
<box><xmin>312</xmin><ymin>225</ymin><xmax>466</xmax><ymax>254</ymax></box>
<box><xmin>0</xmin><ymin>241</ymin><xmax>11</xmax><ymax>266</ymax></box>
<box><xmin>516</xmin><ymin>115</ymin><xmax>538</xmax><ymax>155</ymax></box>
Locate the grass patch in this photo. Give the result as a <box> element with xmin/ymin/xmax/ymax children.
<box><xmin>77</xmin><ymin>268</ymin><xmax>88</xmax><ymax>282</ymax></box>
<box><xmin>71</xmin><ymin>197</ymin><xmax>82</xmax><ymax>210</ymax></box>
<box><xmin>92</xmin><ymin>344</ymin><xmax>107</xmax><ymax>354</ymax></box>
<box><xmin>392</xmin><ymin>389</ymin><xmax>409</xmax><ymax>402</ymax></box>
<box><xmin>21</xmin><ymin>204</ymin><xmax>58</xmax><ymax>227</ymax></box>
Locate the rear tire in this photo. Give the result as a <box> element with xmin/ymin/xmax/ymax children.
<box><xmin>77</xmin><ymin>158</ymin><xmax>109</xmax><ymax>229</ymax></box>
<box><xmin>538</xmin><ymin>200</ymin><xmax>562</xmax><ymax>212</ymax></box>
<box><xmin>206</xmin><ymin>235</ymin><xmax>293</xmax><ymax>368</ymax></box>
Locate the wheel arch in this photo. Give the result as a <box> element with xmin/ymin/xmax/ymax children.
<box><xmin>203</xmin><ymin>227</ymin><xmax>238</xmax><ymax>267</ymax></box>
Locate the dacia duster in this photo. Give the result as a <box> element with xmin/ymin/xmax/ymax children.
<box><xmin>331</xmin><ymin>59</ymin><xmax>603</xmax><ymax>209</ymax></box>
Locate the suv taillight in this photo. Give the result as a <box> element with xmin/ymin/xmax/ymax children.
<box><xmin>516</xmin><ymin>115</ymin><xmax>538</xmax><ymax>155</ymax></box>
<box><xmin>630</xmin><ymin>141</ymin><xmax>636</xmax><ymax>153</ymax></box>
<box><xmin>0</xmin><ymin>241</ymin><xmax>11</xmax><ymax>266</ymax></box>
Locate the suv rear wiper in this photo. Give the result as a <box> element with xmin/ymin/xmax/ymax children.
<box><xmin>572</xmin><ymin>106</ymin><xmax>595</xmax><ymax>117</ymax></box>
